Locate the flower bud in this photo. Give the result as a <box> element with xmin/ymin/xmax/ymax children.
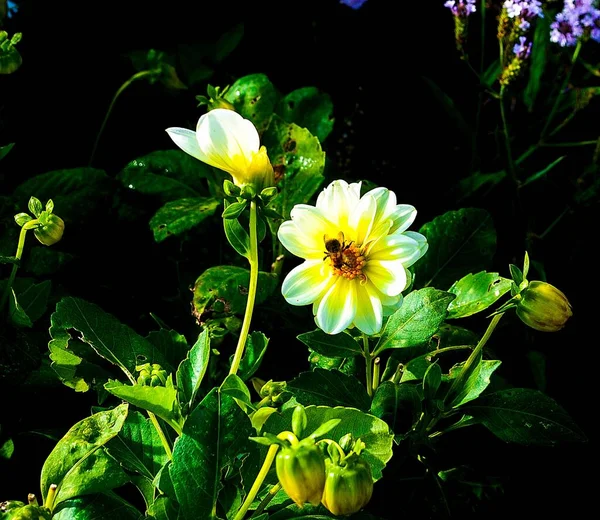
<box><xmin>516</xmin><ymin>281</ymin><xmax>573</xmax><ymax>332</ymax></box>
<box><xmin>33</xmin><ymin>214</ymin><xmax>64</xmax><ymax>246</ymax></box>
<box><xmin>276</xmin><ymin>440</ymin><xmax>326</xmax><ymax>507</ymax></box>
<box><xmin>321</xmin><ymin>457</ymin><xmax>373</xmax><ymax>516</ymax></box>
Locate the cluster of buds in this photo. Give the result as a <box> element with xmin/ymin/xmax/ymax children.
<box><xmin>0</xmin><ymin>31</ymin><xmax>22</xmax><ymax>75</ymax></box>
<box><xmin>14</xmin><ymin>197</ymin><xmax>64</xmax><ymax>246</ymax></box>
<box><xmin>136</xmin><ymin>363</ymin><xmax>168</xmax><ymax>387</ymax></box>
<box><xmin>550</xmin><ymin>0</ymin><xmax>600</xmax><ymax>47</ymax></box>
<box><xmin>444</xmin><ymin>0</ymin><xmax>477</xmax><ymax>55</ymax></box>
<box><xmin>256</xmin><ymin>406</ymin><xmax>374</xmax><ymax>516</ymax></box>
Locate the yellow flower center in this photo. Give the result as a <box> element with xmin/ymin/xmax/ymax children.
<box><xmin>324</xmin><ymin>237</ymin><xmax>367</xmax><ymax>283</ymax></box>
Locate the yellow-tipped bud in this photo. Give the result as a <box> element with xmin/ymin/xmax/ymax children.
<box><xmin>516</xmin><ymin>281</ymin><xmax>573</xmax><ymax>332</ymax></box>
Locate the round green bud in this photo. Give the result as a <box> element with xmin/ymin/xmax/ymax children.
<box><xmin>2</xmin><ymin>504</ymin><xmax>52</xmax><ymax>520</ymax></box>
<box><xmin>516</xmin><ymin>281</ymin><xmax>573</xmax><ymax>332</ymax></box>
<box><xmin>33</xmin><ymin>214</ymin><xmax>64</xmax><ymax>246</ymax></box>
<box><xmin>321</xmin><ymin>457</ymin><xmax>373</xmax><ymax>516</ymax></box>
<box><xmin>276</xmin><ymin>441</ymin><xmax>326</xmax><ymax>507</ymax></box>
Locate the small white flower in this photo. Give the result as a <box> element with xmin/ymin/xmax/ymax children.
<box><xmin>166</xmin><ymin>108</ymin><xmax>274</xmax><ymax>190</ymax></box>
<box><xmin>278</xmin><ymin>180</ymin><xmax>428</xmax><ymax>335</ymax></box>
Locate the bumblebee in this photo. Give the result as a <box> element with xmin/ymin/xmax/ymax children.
<box><xmin>323</xmin><ymin>232</ymin><xmax>350</xmax><ymax>269</ymax></box>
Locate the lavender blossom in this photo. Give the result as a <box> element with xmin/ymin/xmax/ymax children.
<box><xmin>550</xmin><ymin>11</ymin><xmax>584</xmax><ymax>46</ymax></box>
<box><xmin>503</xmin><ymin>1</ymin><xmax>544</xmax><ymax>30</ymax></box>
<box><xmin>444</xmin><ymin>0</ymin><xmax>477</xmax><ymax>17</ymax></box>
<box><xmin>550</xmin><ymin>0</ymin><xmax>600</xmax><ymax>46</ymax></box>
<box><xmin>513</xmin><ymin>36</ymin><xmax>533</xmax><ymax>58</ymax></box>
<box><xmin>340</xmin><ymin>0</ymin><xmax>369</xmax><ymax>9</ymax></box>
<box><xmin>591</xmin><ymin>9</ymin><xmax>600</xmax><ymax>41</ymax></box>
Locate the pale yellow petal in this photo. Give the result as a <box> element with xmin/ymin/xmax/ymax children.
<box><xmin>315</xmin><ymin>278</ymin><xmax>356</xmax><ymax>335</ymax></box>
<box><xmin>279</xmin><ymin>205</ymin><xmax>337</xmax><ymax>259</ymax></box>
<box><xmin>368</xmin><ymin>234</ymin><xmax>422</xmax><ymax>266</ymax></box>
<box><xmin>349</xmin><ymin>193</ymin><xmax>376</xmax><ymax>245</ymax></box>
<box><xmin>389</xmin><ymin>205</ymin><xmax>417</xmax><ymax>233</ymax></box>
<box><xmin>364</xmin><ymin>259</ymin><xmax>408</xmax><ymax>296</ymax></box>
<box><xmin>353</xmin><ymin>283</ymin><xmax>383</xmax><ymax>335</ymax></box>
<box><xmin>282</xmin><ymin>260</ymin><xmax>334</xmax><ymax>306</ymax></box>
<box><xmin>315</xmin><ymin>180</ymin><xmax>359</xmax><ymax>229</ymax></box>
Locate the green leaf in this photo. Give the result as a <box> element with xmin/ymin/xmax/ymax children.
<box><xmin>263</xmin><ymin>405</ymin><xmax>393</xmax><ymax>480</ymax></box>
<box><xmin>0</xmin><ymin>142</ymin><xmax>15</xmax><ymax>161</ymax></box>
<box><xmin>263</xmin><ymin>115</ymin><xmax>326</xmax><ymax>235</ymax></box>
<box><xmin>8</xmin><ymin>289</ymin><xmax>32</xmax><ymax>328</ymax></box>
<box><xmin>146</xmin><ymin>329</ymin><xmax>191</xmax><ymax>376</ymax></box>
<box><xmin>237</xmin><ymin>331</ymin><xmax>269</xmax><ymax>381</ymax></box>
<box><xmin>307</xmin><ymin>348</ymin><xmax>360</xmax><ymax>377</ymax></box>
<box><xmin>117</xmin><ymin>150</ymin><xmax>213</xmax><ymax>202</ymax></box>
<box><xmin>520</xmin><ymin>156</ymin><xmax>565</xmax><ymax>188</ymax></box>
<box><xmin>176</xmin><ymin>329</ymin><xmax>211</xmax><ymax>410</ymax></box>
<box><xmin>434</xmin><ymin>323</ymin><xmax>479</xmax><ymax>349</ymax></box>
<box><xmin>447</xmin><ymin>354</ymin><xmax>502</xmax><ymax>408</ymax></box>
<box><xmin>374</xmin><ymin>288</ymin><xmax>455</xmax><ymax>355</ymax></box>
<box><xmin>104</xmin><ymin>379</ymin><xmax>181</xmax><ymax>432</ymax></box>
<box><xmin>221</xmin><ymin>200</ymin><xmax>247</xmax><ymax>219</ymax></box>
<box><xmin>457</xmin><ymin>171</ymin><xmax>506</xmax><ymax>201</ymax></box>
<box><xmin>28</xmin><ymin>196</ymin><xmax>43</xmax><ymax>217</ymax></box>
<box><xmin>169</xmin><ymin>387</ymin><xmax>254</xmax><ymax>519</ymax></box>
<box><xmin>400</xmin><ymin>354</ymin><xmax>433</xmax><ymax>383</ymax></box>
<box><xmin>463</xmin><ymin>388</ymin><xmax>587</xmax><ymax>445</ymax></box>
<box><xmin>523</xmin><ymin>15</ymin><xmax>550</xmax><ymax>111</ymax></box>
<box><xmin>49</xmin><ymin>297</ymin><xmax>171</xmax><ymax>383</ymax></box>
<box><xmin>223</xmin><ymin>209</ymin><xmax>251</xmax><ymax>259</ymax></box>
<box><xmin>423</xmin><ymin>362</ymin><xmax>442</xmax><ymax>401</ymax></box>
<box><xmin>12</xmin><ymin>279</ymin><xmax>51</xmax><ymax>323</ymax></box>
<box><xmin>41</xmin><ymin>404</ymin><xmax>129</xmax><ymax>506</ymax></box>
<box><xmin>150</xmin><ymin>197</ymin><xmax>220</xmax><ymax>242</ymax></box>
<box><xmin>147</xmin><ymin>495</ymin><xmax>179</xmax><ymax>520</ymax></box>
<box><xmin>224</xmin><ymin>73</ymin><xmax>279</xmax><ymax>134</ymax></box>
<box><xmin>447</xmin><ymin>272</ymin><xmax>512</xmax><ymax>319</ymax></box>
<box><xmin>287</xmin><ymin>369</ymin><xmax>371</xmax><ymax>410</ymax></box>
<box><xmin>421</xmin><ymin>76</ymin><xmax>471</xmax><ymax>141</ymax></box>
<box><xmin>220</xmin><ymin>374</ymin><xmax>253</xmax><ymax>409</ymax></box>
<box><xmin>214</xmin><ymin>23</ymin><xmax>244</xmax><ymax>63</ymax></box>
<box><xmin>52</xmin><ymin>492</ymin><xmax>141</xmax><ymax>520</ymax></box>
<box><xmin>0</xmin><ymin>437</ymin><xmax>14</xmax><ymax>460</ymax></box>
<box><xmin>370</xmin><ymin>381</ymin><xmax>422</xmax><ymax>435</ymax></box>
<box><xmin>297</xmin><ymin>329</ymin><xmax>362</xmax><ymax>358</ymax></box>
<box><xmin>482</xmin><ymin>59</ymin><xmax>501</xmax><ymax>87</ymax></box>
<box><xmin>13</xmin><ymin>167</ymin><xmax>112</xmax><ymax>224</ymax></box>
<box><xmin>105</xmin><ymin>410</ymin><xmax>168</xmax><ymax>481</ymax></box>
<box><xmin>275</xmin><ymin>87</ymin><xmax>334</xmax><ymax>142</ymax></box>
<box><xmin>413</xmin><ymin>208</ymin><xmax>497</xmax><ymax>290</ymax></box>
<box><xmin>192</xmin><ymin>266</ymin><xmax>278</xmax><ymax>319</ymax></box>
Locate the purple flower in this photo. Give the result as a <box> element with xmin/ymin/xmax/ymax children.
<box><xmin>592</xmin><ymin>9</ymin><xmax>600</xmax><ymax>41</ymax></box>
<box><xmin>513</xmin><ymin>36</ymin><xmax>533</xmax><ymax>58</ymax></box>
<box><xmin>550</xmin><ymin>11</ymin><xmax>585</xmax><ymax>46</ymax></box>
<box><xmin>340</xmin><ymin>0</ymin><xmax>369</xmax><ymax>9</ymax></box>
<box><xmin>503</xmin><ymin>0</ymin><xmax>544</xmax><ymax>20</ymax></box>
<box><xmin>444</xmin><ymin>0</ymin><xmax>476</xmax><ymax>17</ymax></box>
<box><xmin>7</xmin><ymin>0</ymin><xmax>19</xmax><ymax>18</ymax></box>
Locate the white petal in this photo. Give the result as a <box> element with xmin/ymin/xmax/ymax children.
<box><xmin>400</xmin><ymin>231</ymin><xmax>429</xmax><ymax>267</ymax></box>
<box><xmin>369</xmin><ymin>233</ymin><xmax>423</xmax><ymax>266</ymax></box>
<box><xmin>195</xmin><ymin>109</ymin><xmax>259</xmax><ymax>174</ymax></box>
<box><xmin>349</xmin><ymin>193</ymin><xmax>376</xmax><ymax>245</ymax></box>
<box><xmin>364</xmin><ymin>259</ymin><xmax>408</xmax><ymax>296</ymax></box>
<box><xmin>315</xmin><ymin>180</ymin><xmax>358</xmax><ymax>228</ymax></box>
<box><xmin>282</xmin><ymin>260</ymin><xmax>333</xmax><ymax>306</ymax></box>
<box><xmin>165</xmin><ymin>128</ymin><xmax>204</xmax><ymax>161</ymax></box>
<box><xmin>315</xmin><ymin>278</ymin><xmax>356</xmax><ymax>335</ymax></box>
<box><xmin>353</xmin><ymin>283</ymin><xmax>383</xmax><ymax>335</ymax></box>
<box><xmin>389</xmin><ymin>205</ymin><xmax>417</xmax><ymax>233</ymax></box>
<box><xmin>281</xmin><ymin>205</ymin><xmax>338</xmax><ymax>258</ymax></box>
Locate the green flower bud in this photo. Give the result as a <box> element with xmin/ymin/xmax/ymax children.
<box><xmin>1</xmin><ymin>504</ymin><xmax>51</xmax><ymax>520</ymax></box>
<box><xmin>223</xmin><ymin>179</ymin><xmax>241</xmax><ymax>198</ymax></box>
<box><xmin>276</xmin><ymin>440</ymin><xmax>326</xmax><ymax>507</ymax></box>
<box><xmin>516</xmin><ymin>281</ymin><xmax>573</xmax><ymax>332</ymax></box>
<box><xmin>321</xmin><ymin>457</ymin><xmax>373</xmax><ymax>516</ymax></box>
<box><xmin>33</xmin><ymin>214</ymin><xmax>64</xmax><ymax>246</ymax></box>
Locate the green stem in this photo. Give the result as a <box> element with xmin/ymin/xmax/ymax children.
<box><xmin>499</xmin><ymin>86</ymin><xmax>518</xmax><ymax>187</ymax></box>
<box><xmin>428</xmin><ymin>345</ymin><xmax>474</xmax><ymax>358</ymax></box>
<box><xmin>541</xmin><ymin>140</ymin><xmax>598</xmax><ymax>148</ymax></box>
<box><xmin>88</xmin><ymin>70</ymin><xmax>154</xmax><ymax>166</ymax></box>
<box><xmin>540</xmin><ymin>40</ymin><xmax>582</xmax><ymax>141</ymax></box>
<box><xmin>446</xmin><ymin>313</ymin><xmax>504</xmax><ymax>402</ymax></box>
<box><xmin>0</xmin><ymin>219</ymin><xmax>39</xmax><ymax>312</ymax></box>
<box><xmin>44</xmin><ymin>484</ymin><xmax>57</xmax><ymax>511</ymax></box>
<box><xmin>372</xmin><ymin>357</ymin><xmax>381</xmax><ymax>394</ymax></box>
<box><xmin>147</xmin><ymin>411</ymin><xmax>173</xmax><ymax>459</ymax></box>
<box><xmin>362</xmin><ymin>333</ymin><xmax>373</xmax><ymax>398</ymax></box>
<box><xmin>251</xmin><ymin>483</ymin><xmax>282</xmax><ymax>518</ymax></box>
<box><xmin>234</xmin><ymin>444</ymin><xmax>279</xmax><ymax>520</ymax></box>
<box><xmin>230</xmin><ymin>200</ymin><xmax>259</xmax><ymax>376</ymax></box>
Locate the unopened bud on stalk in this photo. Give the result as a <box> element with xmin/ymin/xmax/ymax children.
<box><xmin>516</xmin><ymin>281</ymin><xmax>573</xmax><ymax>332</ymax></box>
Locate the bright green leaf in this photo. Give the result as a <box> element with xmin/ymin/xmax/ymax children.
<box><xmin>237</xmin><ymin>331</ymin><xmax>269</xmax><ymax>381</ymax></box>
<box><xmin>447</xmin><ymin>354</ymin><xmax>502</xmax><ymax>408</ymax></box>
<box><xmin>423</xmin><ymin>362</ymin><xmax>442</xmax><ymax>401</ymax></box>
<box><xmin>370</xmin><ymin>381</ymin><xmax>422</xmax><ymax>435</ymax></box>
<box><xmin>224</xmin><ymin>73</ymin><xmax>279</xmax><ymax>133</ymax></box>
<box><xmin>52</xmin><ymin>492</ymin><xmax>141</xmax><ymax>520</ymax></box>
<box><xmin>297</xmin><ymin>329</ymin><xmax>362</xmax><ymax>358</ymax></box>
<box><xmin>8</xmin><ymin>288</ymin><xmax>32</xmax><ymax>328</ymax></box>
<box><xmin>223</xmin><ymin>210</ymin><xmax>251</xmax><ymax>258</ymax></box>
<box><xmin>147</xmin><ymin>495</ymin><xmax>179</xmax><ymax>520</ymax></box>
<box><xmin>150</xmin><ymin>197</ymin><xmax>220</xmax><ymax>242</ymax></box>
<box><xmin>447</xmin><ymin>272</ymin><xmax>512</xmax><ymax>319</ymax></box>
<box><xmin>176</xmin><ymin>329</ymin><xmax>211</xmax><ymax>410</ymax></box>
<box><xmin>275</xmin><ymin>87</ymin><xmax>334</xmax><ymax>142</ymax></box>
<box><xmin>220</xmin><ymin>373</ymin><xmax>253</xmax><ymax>409</ymax></box>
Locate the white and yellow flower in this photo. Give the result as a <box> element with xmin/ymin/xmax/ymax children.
<box><xmin>278</xmin><ymin>180</ymin><xmax>428</xmax><ymax>335</ymax></box>
<box><xmin>166</xmin><ymin>108</ymin><xmax>274</xmax><ymax>190</ymax></box>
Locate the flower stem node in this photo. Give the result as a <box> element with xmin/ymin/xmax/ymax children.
<box><xmin>515</xmin><ymin>280</ymin><xmax>573</xmax><ymax>332</ymax></box>
<box><xmin>275</xmin><ymin>438</ymin><xmax>327</xmax><ymax>507</ymax></box>
<box><xmin>321</xmin><ymin>456</ymin><xmax>374</xmax><ymax>516</ymax></box>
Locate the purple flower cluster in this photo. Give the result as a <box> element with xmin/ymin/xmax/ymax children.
<box><xmin>444</xmin><ymin>0</ymin><xmax>477</xmax><ymax>17</ymax></box>
<box><xmin>504</xmin><ymin>1</ymin><xmax>544</xmax><ymax>30</ymax></box>
<box><xmin>513</xmin><ymin>35</ymin><xmax>533</xmax><ymax>58</ymax></box>
<box><xmin>550</xmin><ymin>0</ymin><xmax>600</xmax><ymax>46</ymax></box>
<box><xmin>340</xmin><ymin>0</ymin><xmax>369</xmax><ymax>9</ymax></box>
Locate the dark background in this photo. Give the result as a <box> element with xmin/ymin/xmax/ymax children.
<box><xmin>0</xmin><ymin>0</ymin><xmax>596</xmax><ymax>518</ymax></box>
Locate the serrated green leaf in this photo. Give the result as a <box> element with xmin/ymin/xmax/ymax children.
<box><xmin>413</xmin><ymin>208</ymin><xmax>497</xmax><ymax>290</ymax></box>
<box><xmin>49</xmin><ymin>297</ymin><xmax>171</xmax><ymax>385</ymax></box>
<box><xmin>224</xmin><ymin>73</ymin><xmax>278</xmax><ymax>134</ymax></box>
<box><xmin>237</xmin><ymin>331</ymin><xmax>269</xmax><ymax>381</ymax></box>
<box><xmin>41</xmin><ymin>404</ymin><xmax>129</xmax><ymax>506</ymax></box>
<box><xmin>263</xmin><ymin>405</ymin><xmax>393</xmax><ymax>480</ymax></box>
<box><xmin>447</xmin><ymin>354</ymin><xmax>501</xmax><ymax>408</ymax></box>
<box><xmin>52</xmin><ymin>492</ymin><xmax>141</xmax><ymax>520</ymax></box>
<box><xmin>220</xmin><ymin>373</ymin><xmax>253</xmax><ymax>409</ymax></box>
<box><xmin>169</xmin><ymin>387</ymin><xmax>254</xmax><ymax>519</ymax></box>
<box><xmin>275</xmin><ymin>87</ymin><xmax>334</xmax><ymax>143</ymax></box>
<box><xmin>447</xmin><ymin>272</ymin><xmax>512</xmax><ymax>319</ymax></box>
<box><xmin>370</xmin><ymin>381</ymin><xmax>422</xmax><ymax>435</ymax></box>
<box><xmin>176</xmin><ymin>329</ymin><xmax>211</xmax><ymax>410</ymax></box>
<box><xmin>374</xmin><ymin>288</ymin><xmax>455</xmax><ymax>355</ymax></box>
<box><xmin>287</xmin><ymin>369</ymin><xmax>371</xmax><ymax>410</ymax></box>
<box><xmin>297</xmin><ymin>329</ymin><xmax>362</xmax><ymax>358</ymax></box>
<box><xmin>104</xmin><ymin>379</ymin><xmax>181</xmax><ymax>432</ymax></box>
<box><xmin>117</xmin><ymin>150</ymin><xmax>213</xmax><ymax>202</ymax></box>
<box><xmin>105</xmin><ymin>410</ymin><xmax>168</xmax><ymax>481</ymax></box>
<box><xmin>150</xmin><ymin>197</ymin><xmax>219</xmax><ymax>242</ymax></box>
<box><xmin>463</xmin><ymin>388</ymin><xmax>587</xmax><ymax>445</ymax></box>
